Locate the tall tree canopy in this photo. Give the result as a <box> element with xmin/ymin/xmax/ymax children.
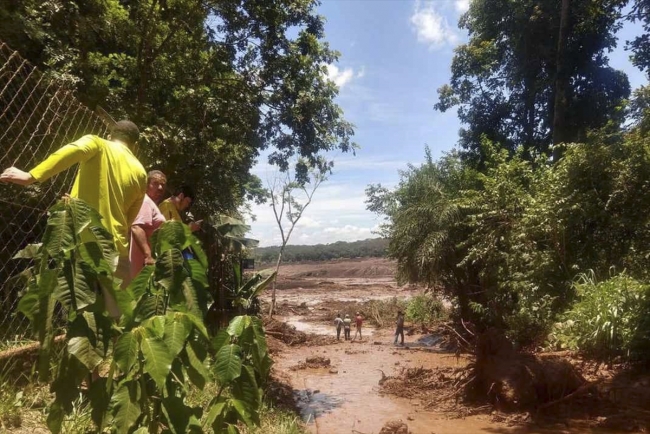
<box><xmin>0</xmin><ymin>0</ymin><xmax>354</xmax><ymax>215</ymax></box>
<box><xmin>435</xmin><ymin>0</ymin><xmax>630</xmax><ymax>163</ymax></box>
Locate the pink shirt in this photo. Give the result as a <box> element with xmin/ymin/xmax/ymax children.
<box><xmin>129</xmin><ymin>194</ymin><xmax>166</xmax><ymax>278</ymax></box>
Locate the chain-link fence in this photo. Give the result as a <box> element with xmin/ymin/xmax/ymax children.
<box><xmin>0</xmin><ymin>40</ymin><xmax>108</xmax><ymax>365</ymax></box>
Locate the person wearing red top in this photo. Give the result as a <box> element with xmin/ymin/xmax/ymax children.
<box><xmin>353</xmin><ymin>311</ymin><xmax>364</xmax><ymax>341</ymax></box>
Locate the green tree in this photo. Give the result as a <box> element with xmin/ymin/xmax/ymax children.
<box><xmin>435</xmin><ymin>0</ymin><xmax>630</xmax><ymax>163</ymax></box>
<box><xmin>0</xmin><ymin>0</ymin><xmax>355</xmax><ymax>216</ymax></box>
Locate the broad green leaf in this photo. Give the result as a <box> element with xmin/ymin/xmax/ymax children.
<box><xmin>184</xmin><ymin>338</ymin><xmax>210</xmax><ymax>388</ymax></box>
<box><xmin>246</xmin><ymin>271</ymin><xmax>277</xmax><ymax>302</ymax></box>
<box><xmin>230</xmin><ymin>398</ymin><xmax>259</xmax><ymax>427</ymax></box>
<box><xmin>184</xmin><ymin>312</ymin><xmax>209</xmax><ymax>339</ymax></box>
<box><xmin>88</xmin><ymin>377</ymin><xmax>110</xmax><ymax>429</ymax></box>
<box><xmin>161</xmin><ymin>396</ymin><xmax>202</xmax><ymax>434</ymax></box>
<box><xmin>87</xmin><ymin>226</ymin><xmax>118</xmax><ymax>271</ymax></box>
<box><xmin>205</xmin><ymin>397</ymin><xmax>228</xmax><ymax>430</ymax></box>
<box><xmin>189</xmin><ymin>236</ymin><xmax>208</xmax><ymax>269</ymax></box>
<box><xmin>250</xmin><ymin>316</ymin><xmax>269</xmax><ymax>358</ymax></box>
<box><xmin>155</xmin><ymin>249</ymin><xmax>186</xmax><ymax>290</ymax></box>
<box><xmin>13</xmin><ymin>243</ymin><xmax>42</xmax><ymax>259</ymax></box>
<box><xmin>227</xmin><ymin>316</ymin><xmax>249</xmax><ymax>337</ymax></box>
<box><xmin>47</xmin><ymin>401</ymin><xmax>65</xmax><ymax>434</ymax></box>
<box><xmin>67</xmin><ymin>197</ymin><xmax>94</xmax><ymax>235</ymax></box>
<box><xmin>231</xmin><ymin>365</ymin><xmax>260</xmax><ymax>409</ymax></box>
<box><xmin>212</xmin><ymin>329</ymin><xmax>230</xmax><ymax>353</ymax></box>
<box><xmin>258</xmin><ymin>353</ymin><xmax>273</xmax><ymax>385</ymax></box>
<box><xmin>152</xmin><ymin>221</ymin><xmax>188</xmax><ymax>254</ymax></box>
<box><xmin>68</xmin><ymin>336</ymin><xmax>103</xmax><ymax>371</ymax></box>
<box><xmin>135</xmin><ymin>291</ymin><xmax>167</xmax><ymax>320</ymax></box>
<box><xmin>140</xmin><ymin>335</ymin><xmax>173</xmax><ymax>390</ymax></box>
<box><xmin>180</xmin><ymin>277</ymin><xmax>203</xmax><ymax>318</ymax></box>
<box><xmin>78</xmin><ymin>241</ymin><xmax>114</xmax><ymax>276</ymax></box>
<box><xmin>164</xmin><ymin>314</ymin><xmax>192</xmax><ymax>358</ymax></box>
<box><xmin>214</xmin><ymin>344</ymin><xmax>242</xmax><ymax>384</ymax></box>
<box><xmin>36</xmin><ymin>268</ymin><xmax>58</xmax><ymax>381</ymax></box>
<box><xmin>186</xmin><ymin>259</ymin><xmax>208</xmax><ymax>287</ymax></box>
<box><xmin>114</xmin><ymin>332</ymin><xmax>138</xmax><ymax>375</ymax></box>
<box><xmin>50</xmin><ymin>355</ymin><xmax>86</xmax><ymax>425</ymax></box>
<box><xmin>144</xmin><ymin>316</ymin><xmax>166</xmax><ymax>338</ymax></box>
<box><xmin>111</xmin><ymin>381</ymin><xmax>141</xmax><ymax>433</ymax></box>
<box><xmin>17</xmin><ymin>278</ymin><xmax>41</xmax><ymax>322</ymax></box>
<box><xmin>56</xmin><ymin>260</ymin><xmax>97</xmax><ymax>312</ymax></box>
<box><xmin>127</xmin><ymin>265</ymin><xmax>155</xmax><ymax>301</ymax></box>
<box><xmin>42</xmin><ymin>209</ymin><xmax>76</xmax><ymax>256</ymax></box>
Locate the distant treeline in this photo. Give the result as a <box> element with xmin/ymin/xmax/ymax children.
<box><xmin>254</xmin><ymin>238</ymin><xmax>388</xmax><ymax>263</ymax></box>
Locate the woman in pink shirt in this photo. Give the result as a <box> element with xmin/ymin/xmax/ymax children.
<box><xmin>130</xmin><ymin>170</ymin><xmax>167</xmax><ymax>278</ymax></box>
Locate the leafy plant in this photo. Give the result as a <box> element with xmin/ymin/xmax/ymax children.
<box><xmin>15</xmin><ymin>198</ymin><xmax>271</xmax><ymax>433</ymax></box>
<box><xmin>549</xmin><ymin>271</ymin><xmax>650</xmax><ymax>363</ymax></box>
<box><xmin>406</xmin><ymin>294</ymin><xmax>445</xmax><ymax>327</ymax></box>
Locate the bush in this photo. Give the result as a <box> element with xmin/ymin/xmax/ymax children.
<box><xmin>364</xmin><ymin>298</ymin><xmax>408</xmax><ymax>328</ymax></box>
<box><xmin>549</xmin><ymin>271</ymin><xmax>650</xmax><ymax>363</ymax></box>
<box><xmin>406</xmin><ymin>293</ymin><xmax>445</xmax><ymax>326</ymax></box>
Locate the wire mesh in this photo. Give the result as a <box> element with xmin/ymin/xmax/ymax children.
<box><xmin>0</xmin><ymin>41</ymin><xmax>108</xmax><ymax>358</ymax></box>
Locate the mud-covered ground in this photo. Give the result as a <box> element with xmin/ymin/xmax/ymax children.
<box><xmin>262</xmin><ymin>258</ymin><xmax>650</xmax><ymax>434</ymax></box>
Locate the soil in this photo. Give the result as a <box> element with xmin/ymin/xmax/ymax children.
<box><xmin>262</xmin><ymin>258</ymin><xmax>650</xmax><ymax>434</ymax></box>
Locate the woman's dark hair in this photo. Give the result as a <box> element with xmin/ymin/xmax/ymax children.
<box><xmin>110</xmin><ymin>120</ymin><xmax>140</xmax><ymax>146</ymax></box>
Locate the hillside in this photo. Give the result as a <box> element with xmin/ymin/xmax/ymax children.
<box><xmin>254</xmin><ymin>237</ymin><xmax>388</xmax><ymax>263</ymax></box>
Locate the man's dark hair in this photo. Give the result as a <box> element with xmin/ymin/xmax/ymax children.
<box><xmin>111</xmin><ymin>120</ymin><xmax>140</xmax><ymax>147</ymax></box>
<box><xmin>173</xmin><ymin>184</ymin><xmax>195</xmax><ymax>201</ymax></box>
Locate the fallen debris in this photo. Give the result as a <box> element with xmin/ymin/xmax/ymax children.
<box><xmin>378</xmin><ymin>420</ymin><xmax>409</xmax><ymax>434</ymax></box>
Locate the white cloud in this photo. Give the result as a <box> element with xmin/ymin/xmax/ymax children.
<box><xmin>326</xmin><ymin>64</ymin><xmax>364</xmax><ymax>89</ymax></box>
<box><xmin>455</xmin><ymin>0</ymin><xmax>470</xmax><ymax>13</ymax></box>
<box><xmin>410</xmin><ymin>1</ymin><xmax>458</xmax><ymax>49</ymax></box>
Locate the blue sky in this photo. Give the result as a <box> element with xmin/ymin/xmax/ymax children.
<box><xmin>247</xmin><ymin>0</ymin><xmax>647</xmax><ymax>247</ymax></box>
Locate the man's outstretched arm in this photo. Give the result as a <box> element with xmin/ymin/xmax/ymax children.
<box><xmin>0</xmin><ymin>135</ymin><xmax>99</xmax><ymax>186</ymax></box>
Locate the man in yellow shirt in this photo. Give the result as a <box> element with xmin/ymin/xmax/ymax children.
<box><xmin>0</xmin><ymin>121</ymin><xmax>147</xmax><ymax>310</ymax></box>
<box><xmin>158</xmin><ymin>185</ymin><xmax>202</xmax><ymax>231</ymax></box>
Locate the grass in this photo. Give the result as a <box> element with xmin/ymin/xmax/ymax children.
<box><xmin>187</xmin><ymin>379</ymin><xmax>307</xmax><ymax>434</ymax></box>
<box><xmin>240</xmin><ymin>402</ymin><xmax>307</xmax><ymax>434</ymax></box>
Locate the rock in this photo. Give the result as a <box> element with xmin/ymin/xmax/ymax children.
<box><xmin>329</xmin><ymin>368</ymin><xmax>339</xmax><ymax>374</ymax></box>
<box><xmin>379</xmin><ymin>420</ymin><xmax>409</xmax><ymax>434</ymax></box>
<box><xmin>374</xmin><ymin>341</ymin><xmax>382</xmax><ymax>345</ymax></box>
<box><xmin>305</xmin><ymin>356</ymin><xmax>330</xmax><ymax>367</ymax></box>
<box><xmin>407</xmin><ymin>416</ymin><xmax>414</xmax><ymax>421</ymax></box>
<box><xmin>313</xmin><ymin>389</ymin><xmax>320</xmax><ymax>394</ymax></box>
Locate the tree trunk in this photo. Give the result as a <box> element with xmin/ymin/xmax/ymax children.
<box><xmin>552</xmin><ymin>0</ymin><xmax>570</xmax><ymax>160</ymax></box>
<box><xmin>268</xmin><ymin>248</ymin><xmax>284</xmax><ymax>317</ymax></box>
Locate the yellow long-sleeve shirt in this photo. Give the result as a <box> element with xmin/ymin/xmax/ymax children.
<box><xmin>158</xmin><ymin>198</ymin><xmax>182</xmax><ymax>222</ymax></box>
<box><xmin>29</xmin><ymin>135</ymin><xmax>147</xmax><ymax>257</ymax></box>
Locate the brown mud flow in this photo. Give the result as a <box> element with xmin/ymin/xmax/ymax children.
<box><xmin>262</xmin><ymin>258</ymin><xmax>648</xmax><ymax>434</ymax></box>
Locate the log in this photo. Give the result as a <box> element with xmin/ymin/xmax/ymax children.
<box><xmin>0</xmin><ymin>335</ymin><xmax>66</xmax><ymax>361</ymax></box>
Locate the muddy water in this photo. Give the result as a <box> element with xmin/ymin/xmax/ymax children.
<box><xmin>279</xmin><ymin>333</ymin><xmax>622</xmax><ymax>434</ymax></box>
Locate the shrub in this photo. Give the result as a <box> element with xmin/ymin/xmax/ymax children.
<box><xmin>549</xmin><ymin>271</ymin><xmax>650</xmax><ymax>363</ymax></box>
<box><xmin>406</xmin><ymin>293</ymin><xmax>445</xmax><ymax>327</ymax></box>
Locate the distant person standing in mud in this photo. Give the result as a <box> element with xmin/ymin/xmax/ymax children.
<box><xmin>343</xmin><ymin>314</ymin><xmax>352</xmax><ymax>340</ymax></box>
<box><xmin>334</xmin><ymin>313</ymin><xmax>344</xmax><ymax>340</ymax></box>
<box><xmin>353</xmin><ymin>311</ymin><xmax>364</xmax><ymax>341</ymax></box>
<box><xmin>394</xmin><ymin>311</ymin><xmax>405</xmax><ymax>346</ymax></box>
